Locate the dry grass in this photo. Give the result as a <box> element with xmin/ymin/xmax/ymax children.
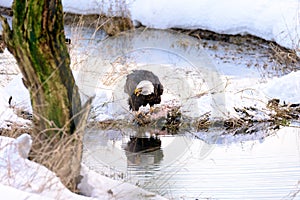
<box><xmin>30</xmin><ymin>127</ymin><xmax>84</xmax><ymax>192</ymax></box>
<box><xmin>267</xmin><ymin>99</ymin><xmax>300</xmax><ymax>124</ymax></box>
<box><xmin>194</xmin><ymin>112</ymin><xmax>211</xmax><ymax>131</ymax></box>
<box><xmin>0</xmin><ymin>35</ymin><xmax>6</xmax><ymax>53</ymax></box>
<box><xmin>88</xmin><ymin>106</ymin><xmax>183</xmax><ymax>135</ymax></box>
<box><xmin>88</xmin><ymin>97</ymin><xmax>300</xmax><ymax>136</ymax></box>
<box><xmin>269</xmin><ymin>42</ymin><xmax>300</xmax><ymax>71</ymax></box>
<box><xmin>63</xmin><ymin>0</ymin><xmax>134</xmax><ymax>36</ymax></box>
<box><xmin>0</xmin><ymin>123</ymin><xmax>32</xmax><ymax>138</ymax></box>
<box><xmin>64</xmin><ymin>13</ymin><xmax>133</xmax><ymax>36</ymax></box>
<box><xmin>88</xmin><ymin>119</ymin><xmax>125</xmax><ymax>129</ymax></box>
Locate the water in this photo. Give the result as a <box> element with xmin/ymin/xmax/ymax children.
<box><xmin>83</xmin><ymin>127</ymin><xmax>300</xmax><ymax>199</ymax></box>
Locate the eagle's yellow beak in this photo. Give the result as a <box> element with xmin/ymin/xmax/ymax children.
<box><xmin>134</xmin><ymin>88</ymin><xmax>142</xmax><ymax>96</ymax></box>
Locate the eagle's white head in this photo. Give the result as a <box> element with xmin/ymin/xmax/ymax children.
<box><xmin>134</xmin><ymin>80</ymin><xmax>154</xmax><ymax>96</ymax></box>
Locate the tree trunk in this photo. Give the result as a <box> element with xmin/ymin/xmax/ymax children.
<box><xmin>0</xmin><ymin>0</ymin><xmax>89</xmax><ymax>192</ymax></box>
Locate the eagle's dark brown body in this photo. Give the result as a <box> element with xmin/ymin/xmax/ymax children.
<box><xmin>124</xmin><ymin>70</ymin><xmax>164</xmax><ymax>111</ymax></box>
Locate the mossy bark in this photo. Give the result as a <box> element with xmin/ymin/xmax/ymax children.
<box><xmin>0</xmin><ymin>0</ymin><xmax>88</xmax><ymax>191</ymax></box>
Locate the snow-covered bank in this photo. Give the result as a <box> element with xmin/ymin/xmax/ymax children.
<box><xmin>1</xmin><ymin>24</ymin><xmax>300</xmax><ymax>126</ymax></box>
<box><xmin>0</xmin><ymin>134</ymin><xmax>166</xmax><ymax>200</ymax></box>
<box><xmin>0</xmin><ymin>134</ymin><xmax>86</xmax><ymax>200</ymax></box>
<box><xmin>2</xmin><ymin>0</ymin><xmax>300</xmax><ymax>51</ymax></box>
<box><xmin>263</xmin><ymin>71</ymin><xmax>300</xmax><ymax>103</ymax></box>
<box><xmin>1</xmin><ymin>61</ymin><xmax>300</xmax><ymax>126</ymax></box>
<box><xmin>130</xmin><ymin>0</ymin><xmax>300</xmax><ymax>51</ymax></box>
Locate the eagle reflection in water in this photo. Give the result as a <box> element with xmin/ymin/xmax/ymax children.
<box><xmin>125</xmin><ymin>135</ymin><xmax>163</xmax><ymax>165</ymax></box>
<box><xmin>125</xmin><ymin>135</ymin><xmax>161</xmax><ymax>153</ymax></box>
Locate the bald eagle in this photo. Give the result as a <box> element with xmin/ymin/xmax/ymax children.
<box><xmin>124</xmin><ymin>70</ymin><xmax>164</xmax><ymax>111</ymax></box>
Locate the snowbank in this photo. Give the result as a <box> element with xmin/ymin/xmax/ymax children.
<box><xmin>1</xmin><ymin>0</ymin><xmax>299</xmax><ymax>50</ymax></box>
<box><xmin>263</xmin><ymin>71</ymin><xmax>300</xmax><ymax>103</ymax></box>
<box><xmin>0</xmin><ymin>134</ymin><xmax>91</xmax><ymax>200</ymax></box>
<box><xmin>0</xmin><ymin>184</ymin><xmax>53</xmax><ymax>200</ymax></box>
<box><xmin>130</xmin><ymin>0</ymin><xmax>300</xmax><ymax>50</ymax></box>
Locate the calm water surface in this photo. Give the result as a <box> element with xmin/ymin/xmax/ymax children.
<box><xmin>83</xmin><ymin>127</ymin><xmax>300</xmax><ymax>199</ymax></box>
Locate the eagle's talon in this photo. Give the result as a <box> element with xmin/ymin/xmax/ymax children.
<box><xmin>149</xmin><ymin>107</ymin><xmax>155</xmax><ymax>114</ymax></box>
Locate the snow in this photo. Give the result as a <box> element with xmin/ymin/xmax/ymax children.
<box><xmin>0</xmin><ymin>134</ymin><xmax>92</xmax><ymax>200</ymax></box>
<box><xmin>0</xmin><ymin>73</ymin><xmax>31</xmax><ymax>128</ymax></box>
<box><xmin>130</xmin><ymin>0</ymin><xmax>300</xmax><ymax>50</ymax></box>
<box><xmin>263</xmin><ymin>71</ymin><xmax>300</xmax><ymax>103</ymax></box>
<box><xmin>1</xmin><ymin>0</ymin><xmax>300</xmax><ymax>50</ymax></box>
<box><xmin>0</xmin><ymin>184</ymin><xmax>53</xmax><ymax>200</ymax></box>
